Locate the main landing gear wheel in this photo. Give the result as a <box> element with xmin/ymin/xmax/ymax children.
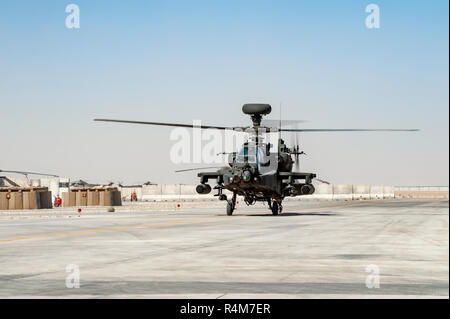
<box><xmin>226</xmin><ymin>192</ymin><xmax>237</xmax><ymax>216</ymax></box>
<box><xmin>271</xmin><ymin>201</ymin><xmax>279</xmax><ymax>216</ymax></box>
<box><xmin>226</xmin><ymin>201</ymin><xmax>234</xmax><ymax>216</ymax></box>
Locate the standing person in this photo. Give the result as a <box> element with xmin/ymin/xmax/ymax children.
<box><xmin>131</xmin><ymin>191</ymin><xmax>137</xmax><ymax>202</ymax></box>
<box><xmin>54</xmin><ymin>195</ymin><xmax>62</xmax><ymax>207</ymax></box>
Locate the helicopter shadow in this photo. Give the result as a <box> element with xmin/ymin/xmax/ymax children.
<box><xmin>241</xmin><ymin>211</ymin><xmax>338</xmax><ymax>217</ymax></box>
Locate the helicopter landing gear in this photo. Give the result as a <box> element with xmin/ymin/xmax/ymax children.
<box><xmin>226</xmin><ymin>192</ymin><xmax>237</xmax><ymax>216</ymax></box>
<box><xmin>269</xmin><ymin>198</ymin><xmax>282</xmax><ymax>216</ymax></box>
<box><xmin>226</xmin><ymin>201</ymin><xmax>234</xmax><ymax>216</ymax></box>
<box><xmin>215</xmin><ymin>185</ymin><xmax>228</xmax><ymax>201</ymax></box>
<box><xmin>271</xmin><ymin>201</ymin><xmax>279</xmax><ymax>215</ymax></box>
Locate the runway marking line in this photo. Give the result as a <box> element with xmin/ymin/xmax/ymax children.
<box><xmin>0</xmin><ymin>199</ymin><xmax>394</xmax><ymax>244</ymax></box>
<box><xmin>0</xmin><ymin>217</ymin><xmax>244</xmax><ymax>244</ymax></box>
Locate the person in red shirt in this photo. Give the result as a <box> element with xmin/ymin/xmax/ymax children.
<box><xmin>54</xmin><ymin>195</ymin><xmax>62</xmax><ymax>207</ymax></box>
<box><xmin>131</xmin><ymin>191</ymin><xmax>137</xmax><ymax>202</ymax></box>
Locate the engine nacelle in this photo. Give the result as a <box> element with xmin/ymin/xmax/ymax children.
<box><xmin>300</xmin><ymin>184</ymin><xmax>315</xmax><ymax>195</ymax></box>
<box><xmin>278</xmin><ymin>153</ymin><xmax>293</xmax><ymax>172</ymax></box>
<box><xmin>283</xmin><ymin>185</ymin><xmax>298</xmax><ymax>197</ymax></box>
<box><xmin>196</xmin><ymin>184</ymin><xmax>212</xmax><ymax>195</ymax></box>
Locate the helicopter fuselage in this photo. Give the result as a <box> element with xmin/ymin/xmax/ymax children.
<box><xmin>197</xmin><ymin>139</ymin><xmax>316</xmax><ymax>213</ymax></box>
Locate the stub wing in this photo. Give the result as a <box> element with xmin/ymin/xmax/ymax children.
<box><xmin>279</xmin><ymin>172</ymin><xmax>316</xmax><ymax>183</ymax></box>
<box><xmin>198</xmin><ymin>172</ymin><xmax>224</xmax><ymax>184</ymax></box>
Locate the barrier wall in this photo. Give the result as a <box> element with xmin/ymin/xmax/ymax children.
<box><xmin>134</xmin><ymin>184</ymin><xmax>405</xmax><ymax>202</ymax></box>
<box><xmin>303</xmin><ymin>184</ymin><xmax>396</xmax><ymax>200</ymax></box>
<box><xmin>140</xmin><ymin>184</ymin><xmax>235</xmax><ymax>201</ymax></box>
<box><xmin>0</xmin><ymin>188</ymin><xmax>52</xmax><ymax>210</ymax></box>
<box><xmin>2</xmin><ymin>181</ymin><xmax>446</xmax><ymax>211</ymax></box>
<box><xmin>62</xmin><ymin>188</ymin><xmax>122</xmax><ymax>207</ymax></box>
<box><xmin>7</xmin><ymin>177</ymin><xmax>70</xmax><ymax>198</ymax></box>
<box><xmin>135</xmin><ymin>184</ymin><xmax>448</xmax><ymax>202</ymax></box>
<box><xmin>121</xmin><ymin>187</ymin><xmax>143</xmax><ymax>201</ymax></box>
<box><xmin>394</xmin><ymin>186</ymin><xmax>449</xmax><ymax>199</ymax></box>
<box><xmin>332</xmin><ymin>184</ymin><xmax>353</xmax><ymax>200</ymax></box>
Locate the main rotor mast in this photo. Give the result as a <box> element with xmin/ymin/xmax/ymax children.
<box><xmin>242</xmin><ymin>103</ymin><xmax>273</xmax><ymax>146</ymax></box>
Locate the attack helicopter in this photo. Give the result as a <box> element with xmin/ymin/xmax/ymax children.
<box><xmin>0</xmin><ymin>169</ymin><xmax>59</xmax><ymax>187</ymax></box>
<box><xmin>94</xmin><ymin>103</ymin><xmax>418</xmax><ymax>216</ymax></box>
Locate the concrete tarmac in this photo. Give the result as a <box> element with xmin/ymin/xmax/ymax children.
<box><xmin>0</xmin><ymin>199</ymin><xmax>448</xmax><ymax>298</ymax></box>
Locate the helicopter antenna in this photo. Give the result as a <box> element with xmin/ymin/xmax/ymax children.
<box><xmin>278</xmin><ymin>103</ymin><xmax>282</xmax><ymax>151</ymax></box>
<box><xmin>279</xmin><ymin>103</ymin><xmax>282</xmax><ymax>134</ymax></box>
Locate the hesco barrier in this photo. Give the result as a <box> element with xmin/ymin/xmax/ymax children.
<box><xmin>62</xmin><ymin>187</ymin><xmax>122</xmax><ymax>207</ymax></box>
<box><xmin>0</xmin><ymin>187</ymin><xmax>52</xmax><ymax>210</ymax></box>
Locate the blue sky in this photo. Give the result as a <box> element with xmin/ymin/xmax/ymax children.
<box><xmin>0</xmin><ymin>1</ymin><xmax>448</xmax><ymax>185</ymax></box>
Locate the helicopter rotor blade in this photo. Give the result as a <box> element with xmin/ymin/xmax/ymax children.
<box><xmin>315</xmin><ymin>178</ymin><xmax>331</xmax><ymax>185</ymax></box>
<box><xmin>0</xmin><ymin>169</ymin><xmax>59</xmax><ymax>178</ymax></box>
<box><xmin>175</xmin><ymin>166</ymin><xmax>224</xmax><ymax>173</ymax></box>
<box><xmin>94</xmin><ymin>119</ymin><xmax>246</xmax><ymax>131</ymax></box>
<box><xmin>280</xmin><ymin>128</ymin><xmax>419</xmax><ymax>132</ymax></box>
<box><xmin>261</xmin><ymin>119</ymin><xmax>308</xmax><ymax>127</ymax></box>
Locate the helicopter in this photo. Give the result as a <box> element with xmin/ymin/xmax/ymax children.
<box><xmin>0</xmin><ymin>169</ymin><xmax>59</xmax><ymax>187</ymax></box>
<box><xmin>95</xmin><ymin>103</ymin><xmax>418</xmax><ymax>216</ymax></box>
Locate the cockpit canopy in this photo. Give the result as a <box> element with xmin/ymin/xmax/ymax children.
<box><xmin>235</xmin><ymin>143</ymin><xmax>268</xmax><ymax>166</ymax></box>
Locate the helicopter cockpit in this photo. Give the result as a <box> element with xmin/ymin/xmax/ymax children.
<box><xmin>234</xmin><ymin>143</ymin><xmax>270</xmax><ymax>168</ymax></box>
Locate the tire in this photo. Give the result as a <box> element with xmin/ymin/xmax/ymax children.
<box><xmin>271</xmin><ymin>201</ymin><xmax>279</xmax><ymax>216</ymax></box>
<box><xmin>226</xmin><ymin>201</ymin><xmax>234</xmax><ymax>216</ymax></box>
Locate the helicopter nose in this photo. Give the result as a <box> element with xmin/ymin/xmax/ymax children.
<box><xmin>242</xmin><ymin>170</ymin><xmax>252</xmax><ymax>182</ymax></box>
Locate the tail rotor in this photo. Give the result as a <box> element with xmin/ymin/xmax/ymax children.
<box><xmin>293</xmin><ymin>133</ymin><xmax>301</xmax><ymax>171</ymax></box>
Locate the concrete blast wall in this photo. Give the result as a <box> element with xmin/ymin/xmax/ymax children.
<box><xmin>140</xmin><ymin>184</ymin><xmax>234</xmax><ymax>201</ymax></box>
<box><xmin>137</xmin><ymin>184</ymin><xmax>402</xmax><ymax>202</ymax></box>
<box><xmin>309</xmin><ymin>184</ymin><xmax>395</xmax><ymax>200</ymax></box>
<box><xmin>394</xmin><ymin>186</ymin><xmax>449</xmax><ymax>199</ymax></box>
<box><xmin>332</xmin><ymin>185</ymin><xmax>353</xmax><ymax>200</ymax></box>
